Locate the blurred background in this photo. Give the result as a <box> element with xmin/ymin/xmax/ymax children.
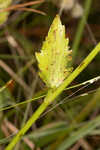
<box><xmin>0</xmin><ymin>0</ymin><xmax>100</xmax><ymax>149</ymax></box>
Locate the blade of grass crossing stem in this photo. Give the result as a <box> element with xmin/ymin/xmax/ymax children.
<box><xmin>0</xmin><ymin>76</ymin><xmax>100</xmax><ymax>112</ymax></box>
<box><xmin>5</xmin><ymin>43</ymin><xmax>100</xmax><ymax>150</ymax></box>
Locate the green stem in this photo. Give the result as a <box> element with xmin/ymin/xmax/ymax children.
<box><xmin>6</xmin><ymin>43</ymin><xmax>100</xmax><ymax>150</ymax></box>
<box><xmin>72</xmin><ymin>0</ymin><xmax>92</xmax><ymax>64</ymax></box>
<box><xmin>5</xmin><ymin>90</ymin><xmax>51</xmax><ymax>150</ymax></box>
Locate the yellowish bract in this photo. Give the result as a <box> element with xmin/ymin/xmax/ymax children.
<box><xmin>36</xmin><ymin>15</ymin><xmax>72</xmax><ymax>88</ymax></box>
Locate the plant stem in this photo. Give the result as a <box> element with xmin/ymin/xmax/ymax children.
<box><xmin>72</xmin><ymin>0</ymin><xmax>92</xmax><ymax>64</ymax></box>
<box><xmin>5</xmin><ymin>95</ymin><xmax>50</xmax><ymax>150</ymax></box>
<box><xmin>6</xmin><ymin>42</ymin><xmax>100</xmax><ymax>150</ymax></box>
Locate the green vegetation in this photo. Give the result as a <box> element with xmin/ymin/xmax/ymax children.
<box><xmin>0</xmin><ymin>0</ymin><xmax>100</xmax><ymax>150</ymax></box>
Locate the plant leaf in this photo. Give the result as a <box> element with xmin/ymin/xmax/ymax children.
<box><xmin>36</xmin><ymin>15</ymin><xmax>72</xmax><ymax>88</ymax></box>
